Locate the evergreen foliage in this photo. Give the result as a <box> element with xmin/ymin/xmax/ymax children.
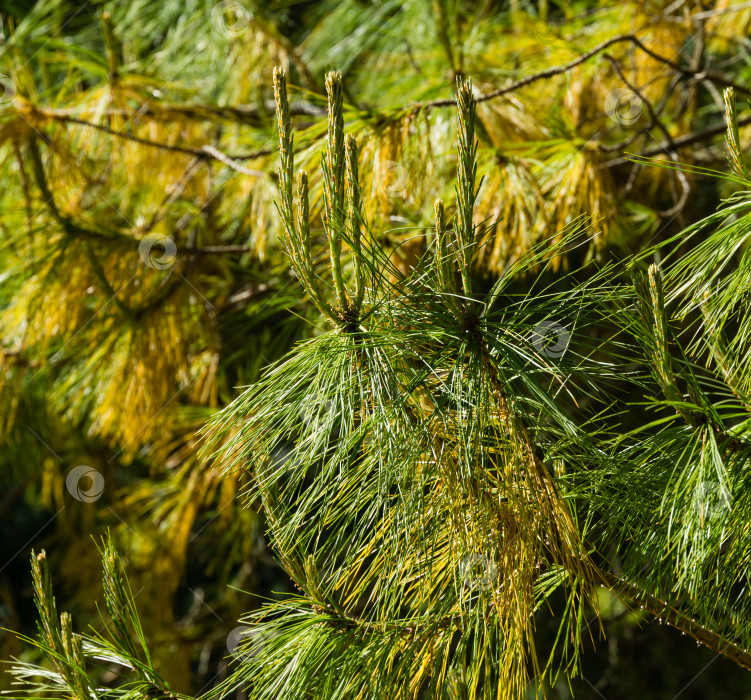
<box><xmin>4</xmin><ymin>1</ymin><xmax>751</xmax><ymax>698</ymax></box>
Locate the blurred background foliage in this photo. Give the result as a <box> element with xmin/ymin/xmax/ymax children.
<box><xmin>1</xmin><ymin>0</ymin><xmax>751</xmax><ymax>697</ymax></box>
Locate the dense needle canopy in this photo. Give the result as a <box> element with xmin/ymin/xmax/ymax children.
<box><xmin>3</xmin><ymin>2</ymin><xmax>751</xmax><ymax>699</ymax></box>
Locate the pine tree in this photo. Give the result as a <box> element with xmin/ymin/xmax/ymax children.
<box><xmin>5</xmin><ymin>1</ymin><xmax>751</xmax><ymax>698</ymax></box>
<box><xmin>10</xmin><ymin>65</ymin><xmax>751</xmax><ymax>698</ymax></box>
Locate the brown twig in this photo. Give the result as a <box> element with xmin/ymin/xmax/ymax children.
<box><xmin>33</xmin><ymin>110</ymin><xmax>272</xmax><ymax>170</ymax></box>
<box><xmin>604</xmin><ymin>54</ymin><xmax>690</xmax><ymax>217</ymax></box>
<box><xmin>601</xmin><ymin>114</ymin><xmax>751</xmax><ymax>168</ymax></box>
<box><xmin>414</xmin><ymin>34</ymin><xmax>751</xmax><ymax>111</ymax></box>
<box><xmin>597</xmin><ymin>567</ymin><xmax>751</xmax><ymax>672</ymax></box>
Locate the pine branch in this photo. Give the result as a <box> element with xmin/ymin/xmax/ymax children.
<box><xmin>7</xmin><ymin>540</ymin><xmax>184</xmax><ymax>700</ymax></box>
<box><xmin>322</xmin><ymin>71</ymin><xmax>349</xmax><ymax>314</ymax></box>
<box><xmin>416</xmin><ymin>34</ymin><xmax>751</xmax><ymax>109</ymax></box>
<box><xmin>597</xmin><ymin>567</ymin><xmax>751</xmax><ymax>672</ymax></box>
<box><xmin>455</xmin><ymin>76</ymin><xmax>477</xmax><ymax>298</ymax></box>
<box><xmin>723</xmin><ymin>88</ymin><xmax>750</xmax><ymax>181</ymax></box>
<box><xmin>23</xmin><ymin>109</ymin><xmax>273</xmax><ymax>168</ymax></box>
